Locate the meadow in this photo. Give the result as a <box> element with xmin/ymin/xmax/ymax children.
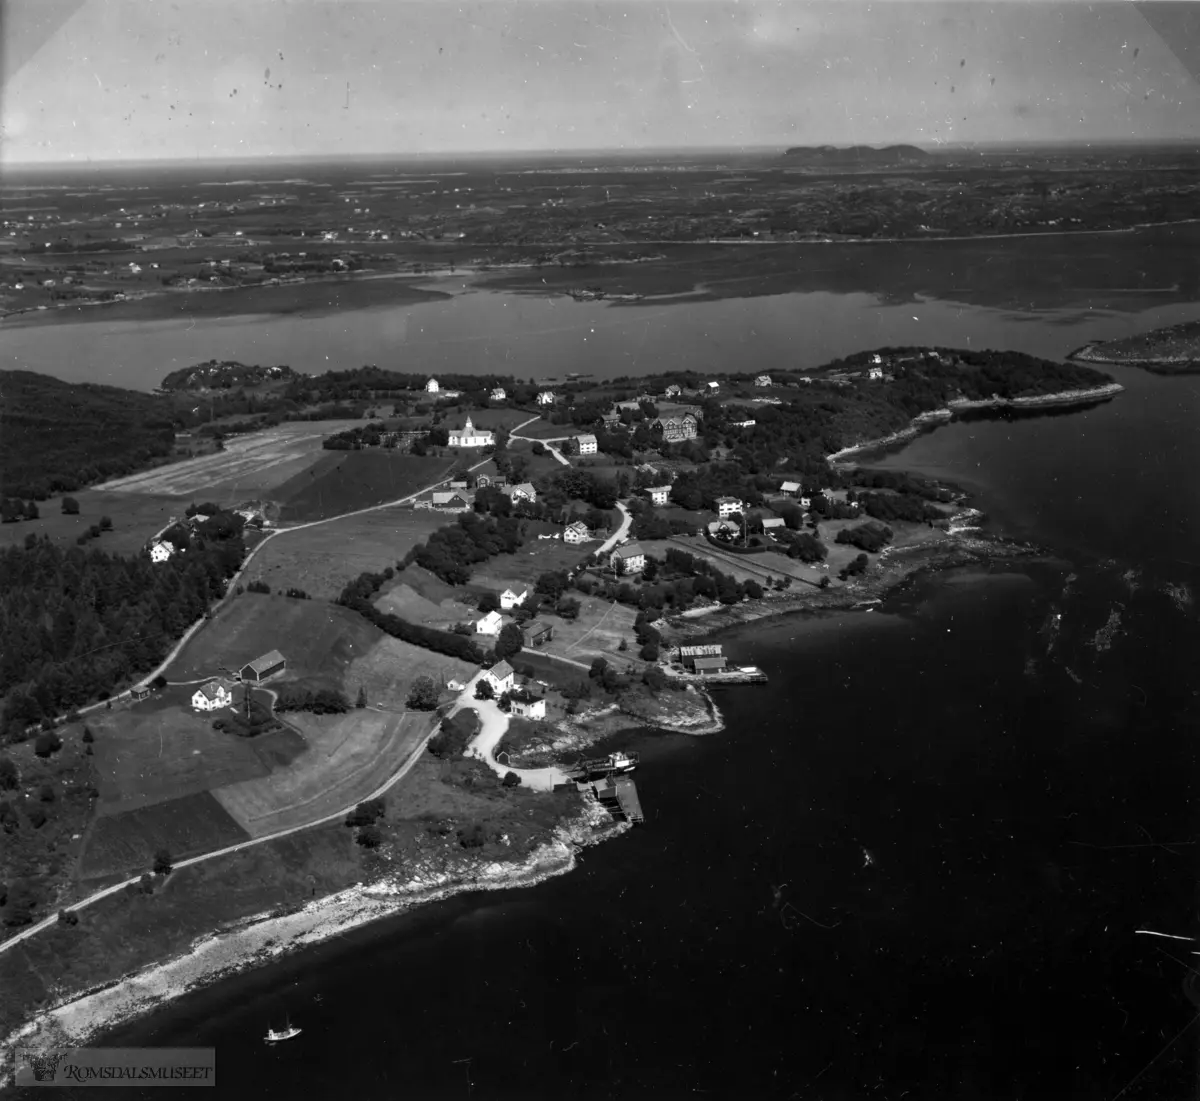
<box><xmin>0</xmin><ymin>489</ymin><xmax>184</xmax><ymax>556</ymax></box>
<box><xmin>274</xmin><ymin>450</ymin><xmax>456</xmax><ymax>521</ymax></box>
<box><xmin>469</xmin><ymin>538</ymin><xmax>590</xmax><ymax>590</ymax></box>
<box><xmin>239</xmin><ymin>507</ymin><xmax>448</xmax><ymax>599</ymax></box>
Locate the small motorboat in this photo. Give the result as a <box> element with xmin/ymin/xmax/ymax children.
<box><xmin>265</xmin><ymin>1018</ymin><xmax>301</xmax><ymax>1044</ymax></box>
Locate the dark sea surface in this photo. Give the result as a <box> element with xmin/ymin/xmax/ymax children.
<box><xmin>93</xmin><ymin>360</ymin><xmax>1200</xmax><ymax>1099</ymax></box>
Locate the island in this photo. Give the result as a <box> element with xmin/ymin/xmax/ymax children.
<box><xmin>1070</xmin><ymin>321</ymin><xmax>1200</xmax><ymax>374</ymax></box>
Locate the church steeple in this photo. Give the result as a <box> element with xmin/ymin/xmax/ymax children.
<box><xmin>464</xmin><ymin>416</ymin><xmax>474</xmax><ymax>435</ymax></box>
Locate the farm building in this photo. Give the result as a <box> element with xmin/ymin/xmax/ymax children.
<box><xmin>611</xmin><ymin>542</ymin><xmax>647</xmax><ymax>575</ymax></box>
<box><xmin>647</xmin><ymin>486</ymin><xmax>672</xmax><ymax>506</ymax></box>
<box><xmin>523</xmin><ymin>621</ymin><xmax>554</xmax><ymax>647</ymax></box>
<box><xmin>510</xmin><ymin>691</ymin><xmax>546</xmax><ymax>720</ymax></box>
<box><xmin>779</xmin><ymin>481</ymin><xmax>801</xmax><ymax>497</ymax></box>
<box><xmin>500</xmin><ymin>588</ymin><xmax>528</xmax><ymax>611</ymax></box>
<box><xmin>130</xmin><ymin>685</ymin><xmax>152</xmax><ymax>701</ymax></box>
<box><xmin>476</xmin><ymin>610</ymin><xmax>504</xmax><ymax>636</ymax></box>
<box><xmin>761</xmin><ymin>517</ymin><xmax>787</xmax><ymax>532</ymax></box>
<box><xmin>149</xmin><ymin>540</ymin><xmax>175</xmax><ymax>563</ymax></box>
<box><xmin>563</xmin><ymin>520</ymin><xmax>590</xmax><ymax>544</ymax></box>
<box><xmin>241</xmin><ymin>650</ymin><xmax>286</xmax><ymax>683</ymax></box>
<box><xmin>430</xmin><ymin>491</ymin><xmax>471</xmax><ymax>510</ymax></box>
<box><xmin>483</xmin><ymin>660</ymin><xmax>516</xmax><ymax>694</ymax></box>
<box><xmin>679</xmin><ymin>645</ymin><xmax>727</xmax><ymax>674</ymax></box>
<box><xmin>192</xmin><ymin>678</ymin><xmax>235</xmax><ymax>711</ymax></box>
<box><xmin>574</xmin><ymin>434</ymin><xmax>598</xmax><ymax>455</ymax></box>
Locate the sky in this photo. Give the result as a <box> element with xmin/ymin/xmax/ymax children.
<box><xmin>2</xmin><ymin>0</ymin><xmax>1200</xmax><ymax>164</ymax></box>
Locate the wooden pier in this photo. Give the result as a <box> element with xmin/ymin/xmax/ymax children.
<box><xmin>666</xmin><ymin>665</ymin><xmax>768</xmax><ymax>687</ymax></box>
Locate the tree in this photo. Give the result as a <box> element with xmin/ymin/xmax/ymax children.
<box><xmin>345</xmin><ymin>799</ymin><xmax>385</xmax><ymax>828</ymax></box>
<box><xmin>502</xmin><ymin>770</ymin><xmax>521</xmax><ymax>788</ymax></box>
<box><xmin>478</xmin><ymin>591</ymin><xmax>501</xmax><ymax>614</ymax></box>
<box><xmin>356</xmin><ymin>685</ymin><xmax>367</xmax><ymax>709</ymax></box>
<box><xmin>532</xmin><ymin>441</ymin><xmax>546</xmax><ymax>455</ymax></box>
<box><xmin>34</xmin><ymin>731</ymin><xmax>62</xmax><ymax>758</ymax></box>
<box><xmin>643</xmin><ymin>665</ymin><xmax>667</xmax><ymax>691</ymax></box>
<box><xmin>639</xmin><ymin>641</ymin><xmax>660</xmax><ymax>661</ymax></box>
<box><xmin>61</xmin><ymin>496</ymin><xmax>80</xmax><ymax>515</ymax></box>
<box><xmin>618</xmin><ymin>638</ymin><xmax>628</xmax><ymax>651</ymax></box>
<box><xmin>153</xmin><ymin>848</ymin><xmax>173</xmax><ymax>875</ymax></box>
<box><xmin>57</xmin><ymin>908</ymin><xmax>79</xmax><ymax>926</ymax></box>
<box><xmin>0</xmin><ymin>757</ymin><xmax>18</xmax><ymax>790</ymax></box>
<box><xmin>406</xmin><ymin>676</ymin><xmax>440</xmax><ymax>711</ymax></box>
<box><xmin>555</xmin><ymin>597</ymin><xmax>581</xmax><ymax>621</ymax></box>
<box><xmin>589</xmin><ymin>657</ymin><xmax>609</xmax><ymax>680</ymax></box>
<box><xmin>24</xmin><ymin>501</ymin><xmax>38</xmax><ymax>521</ymax></box>
<box><xmin>356</xmin><ymin>824</ymin><xmax>382</xmax><ymax>849</ymax></box>
<box><xmin>495</xmin><ymin>622</ymin><xmax>524</xmax><ymax>661</ymax></box>
<box><xmin>475</xmin><ymin>679</ymin><xmax>495</xmax><ymax>700</ymax></box>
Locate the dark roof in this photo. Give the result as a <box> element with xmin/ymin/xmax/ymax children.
<box><xmin>489</xmin><ymin>660</ymin><xmax>515</xmax><ymax>680</ymax></box>
<box><xmin>693</xmin><ymin>657</ymin><xmax>728</xmax><ymax>672</ymax></box>
<box><xmin>523</xmin><ymin>620</ymin><xmax>552</xmax><ymax>636</ymax></box>
<box><xmin>613</xmin><ymin>542</ymin><xmax>645</xmax><ymax>559</ymax></box>
<box><xmin>244</xmin><ymin>650</ymin><xmax>285</xmax><ymax>674</ymax></box>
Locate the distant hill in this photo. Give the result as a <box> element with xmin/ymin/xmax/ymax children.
<box><xmin>160</xmin><ymin>360</ymin><xmax>301</xmax><ymax>391</ymax></box>
<box><xmin>780</xmin><ymin>145</ymin><xmax>931</xmax><ymax>168</ymax></box>
<box><xmin>0</xmin><ymin>371</ymin><xmax>176</xmax><ymax>499</ymax></box>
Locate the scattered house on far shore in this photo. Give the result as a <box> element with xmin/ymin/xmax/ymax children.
<box><xmin>241</xmin><ymin>650</ymin><xmax>286</xmax><ymax>683</ymax></box>
<box><xmin>149</xmin><ymin>540</ymin><xmax>175</xmax><ymax>563</ymax></box>
<box><xmin>868</xmin><ymin>354</ymin><xmax>884</xmax><ymax>366</ymax></box>
<box><xmin>537</xmin><ymin>390</ymin><xmax>556</xmax><ymax>405</ymax></box>
<box><xmin>522</xmin><ymin>621</ymin><xmax>554</xmax><ymax>648</ymax></box>
<box><xmin>574</xmin><ymin>433</ymin><xmax>598</xmax><ymax>455</ymax></box>
<box><xmin>191</xmin><ymin>678</ymin><xmax>235</xmax><ymax>711</ymax></box>
<box><xmin>611</xmin><ymin>542</ymin><xmax>647</xmax><ymax>575</ymax></box>
<box><xmin>867</xmin><ymin>366</ymin><xmax>884</xmax><ymax>380</ymax></box>
<box><xmin>425</xmin><ymin>378</ymin><xmax>440</xmax><ymax>393</ymax></box>
<box><xmin>647</xmin><ymin>485</ymin><xmax>672</xmax><ymax>506</ymax></box>
<box><xmin>754</xmin><ymin>374</ymin><xmax>772</xmax><ymax>387</ymax></box>
<box><xmin>483</xmin><ymin>660</ymin><xmax>515</xmax><ymax>694</ymax></box>
<box><xmin>500</xmin><ymin>588</ymin><xmax>528</xmax><ymax>611</ymax></box>
<box><xmin>509</xmin><ymin>691</ymin><xmax>546</xmax><ymax>720</ymax></box>
<box><xmin>779</xmin><ymin>481</ymin><xmax>801</xmax><ymax>497</ymax></box>
<box><xmin>564</xmin><ymin>520</ymin><xmax>590</xmax><ymax>544</ymax></box>
<box><xmin>664</xmin><ymin>384</ymin><xmax>682</xmax><ymax>398</ymax></box>
<box><xmin>706</xmin><ymin>381</ymin><xmax>720</xmax><ymax>393</ymax></box>
<box><xmin>715</xmin><ymin>497</ymin><xmax>745</xmax><ymax>520</ymax></box>
<box><xmin>476</xmin><ymin>610</ymin><xmax>504</xmax><ymax>636</ymax></box>
<box><xmin>490</xmin><ymin>387</ymin><xmax>507</xmax><ymax>402</ymax></box>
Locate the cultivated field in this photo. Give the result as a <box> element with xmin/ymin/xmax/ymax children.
<box><xmin>470</xmin><ymin>539</ymin><xmax>589</xmax><ymax>590</ymax></box>
<box><xmin>538</xmin><ymin>597</ymin><xmax>639</xmax><ymax>662</ymax></box>
<box><xmin>374</xmin><ymin>581</ymin><xmax>479</xmax><ymax>630</ymax></box>
<box><xmin>212</xmin><ymin>709</ymin><xmax>436</xmax><ymax>837</ymax></box>
<box><xmin>345</xmin><ymin>635</ymin><xmax>480</xmax><ymax>710</ymax></box>
<box><xmin>274</xmin><ymin>450</ymin><xmax>456</xmax><ymax>521</ymax></box>
<box><xmin>79</xmin><ymin>791</ymin><xmax>251</xmax><ymax>881</ymax></box>
<box><xmin>514</xmin><ymin>419</ymin><xmax>572</xmax><ymax>440</ymax></box>
<box><xmin>166</xmin><ymin>593</ymin><xmax>383</xmax><ymax>687</ymax></box>
<box><xmin>463</xmin><ymin>407</ymin><xmax>538</xmax><ymax>430</ymax></box>
<box><xmin>93</xmin><ymin>420</ymin><xmax>362</xmax><ymax>500</ymax></box>
<box><xmin>507</xmin><ymin>438</ymin><xmax>568</xmax><ymax>480</ymax></box>
<box><xmin>0</xmin><ymin>489</ymin><xmax>184</xmax><ymax>556</ymax></box>
<box><xmin>239</xmin><ymin>507</ymin><xmax>449</xmax><ymax>598</ymax></box>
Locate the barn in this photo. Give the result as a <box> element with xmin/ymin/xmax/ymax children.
<box><xmin>240</xmin><ymin>649</ymin><xmax>287</xmax><ymax>683</ymax></box>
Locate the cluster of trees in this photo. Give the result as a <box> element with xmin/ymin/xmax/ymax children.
<box><xmin>160</xmin><ymin>361</ymin><xmax>300</xmax><ymax>392</ymax></box>
<box><xmin>855</xmin><ymin>492</ymin><xmax>943</xmax><ymax>524</ymax></box>
<box><xmin>836</xmin><ymin>522</ymin><xmax>893</xmax><ymax>554</ymax></box>
<box><xmin>337</xmin><ymin>569</ymin><xmax>485</xmax><ymax>664</ymax></box>
<box><xmin>273</xmin><ymin>686</ymin><xmax>350</xmax><ymax>714</ymax></box>
<box><xmin>840</xmin><ymin>552</ymin><xmax>871</xmax><ymax>581</ymax></box>
<box><xmin>774</xmin><ymin>529</ymin><xmax>828</xmax><ymax>562</ymax></box>
<box><xmin>212</xmin><ymin>696</ymin><xmax>279</xmax><ymax>736</ymax></box>
<box><xmin>345</xmin><ymin>797</ymin><xmax>385</xmax><ymax>848</ymax></box>
<box><xmin>428</xmin><ymin>709</ymin><xmax>479</xmax><ymax>759</ymax></box>
<box><xmin>322</xmin><ymin>422</ymin><xmax>396</xmax><ymax>450</ymax></box>
<box><xmin>406</xmin><ymin>676</ymin><xmax>440</xmax><ymax>711</ymax></box>
<box><xmin>0</xmin><ymin>518</ymin><xmax>247</xmax><ymax>741</ymax></box>
<box><xmin>0</xmin><ymin>370</ymin><xmax>177</xmax><ymax>499</ymax></box>
<box><xmin>408</xmin><ymin>512</ymin><xmax>525</xmax><ymax>586</ymax></box>
<box><xmin>0</xmin><ymin>499</ymin><xmax>39</xmax><ymax>523</ymax></box>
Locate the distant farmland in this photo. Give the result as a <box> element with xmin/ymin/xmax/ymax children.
<box><xmin>274</xmin><ymin>450</ymin><xmax>455</xmax><ymax>522</ymax></box>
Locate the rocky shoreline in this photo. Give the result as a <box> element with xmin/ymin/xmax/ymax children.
<box><xmin>0</xmin><ymin>801</ymin><xmax>623</xmax><ymax>1084</ymax></box>
<box><xmin>826</xmin><ymin>383</ymin><xmax>1124</xmax><ymax>462</ymax></box>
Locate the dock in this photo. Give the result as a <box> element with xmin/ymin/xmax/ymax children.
<box><xmin>582</xmin><ymin>776</ymin><xmax>644</xmax><ymax>824</ymax></box>
<box><xmin>565</xmin><ymin>751</ymin><xmax>639</xmax><ymax>783</ymax></box>
<box><xmin>666</xmin><ymin>665</ymin><xmax>768</xmax><ymax>687</ymax></box>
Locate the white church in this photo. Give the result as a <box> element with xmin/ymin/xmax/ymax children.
<box><xmin>448</xmin><ymin>416</ymin><xmax>495</xmax><ymax>448</ymax></box>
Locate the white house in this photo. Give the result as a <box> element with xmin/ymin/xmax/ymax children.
<box><xmin>868</xmin><ymin>354</ymin><xmax>884</xmax><ymax>366</ymax></box>
<box><xmin>664</xmin><ymin>384</ymin><xmax>682</xmax><ymax>398</ymax></box>
<box><xmin>611</xmin><ymin>542</ymin><xmax>646</xmax><ymax>575</ymax></box>
<box><xmin>564</xmin><ymin>520</ymin><xmax>590</xmax><ymax>544</ymax></box>
<box><xmin>867</xmin><ymin>366</ymin><xmax>885</xmax><ymax>381</ymax></box>
<box><xmin>536</xmin><ymin>390</ymin><xmax>556</xmax><ymax>406</ymax></box>
<box><xmin>500</xmin><ymin>588</ymin><xmax>528</xmax><ymax>611</ymax></box>
<box><xmin>647</xmin><ymin>486</ymin><xmax>672</xmax><ymax>506</ymax></box>
<box><xmin>574</xmin><ymin>434</ymin><xmax>598</xmax><ymax>455</ymax></box>
<box><xmin>448</xmin><ymin>416</ymin><xmax>495</xmax><ymax>448</ymax></box>
<box><xmin>476</xmin><ymin>610</ymin><xmax>504</xmax><ymax>636</ymax></box>
<box><xmin>431</xmin><ymin>491</ymin><xmax>470</xmax><ymax>509</ymax></box>
<box><xmin>191</xmin><ymin>679</ymin><xmax>233</xmax><ymax>712</ymax></box>
<box><xmin>706</xmin><ymin>381</ymin><xmax>720</xmax><ymax>393</ymax></box>
<box><xmin>716</xmin><ymin>497</ymin><xmax>745</xmax><ymax>520</ymax></box>
<box><xmin>754</xmin><ymin>374</ymin><xmax>772</xmax><ymax>387</ymax></box>
<box><xmin>503</xmin><ymin>482</ymin><xmax>537</xmax><ymax>504</ymax></box>
<box><xmin>490</xmin><ymin>387</ymin><xmax>507</xmax><ymax>402</ymax></box>
<box><xmin>510</xmin><ymin>693</ymin><xmax>546</xmax><ymax>720</ymax></box>
<box><xmin>425</xmin><ymin>378</ymin><xmax>440</xmax><ymax>393</ymax></box>
<box><xmin>799</xmin><ymin>495</ymin><xmax>812</xmax><ymax>509</ymax></box>
<box><xmin>149</xmin><ymin>541</ymin><xmax>175</xmax><ymax>563</ymax></box>
<box><xmin>731</xmin><ymin>419</ymin><xmax>757</xmax><ymax>429</ymax></box>
<box><xmin>779</xmin><ymin>481</ymin><xmax>801</xmax><ymax>497</ymax></box>
<box><xmin>483</xmin><ymin>660</ymin><xmax>516</xmax><ymax>695</ymax></box>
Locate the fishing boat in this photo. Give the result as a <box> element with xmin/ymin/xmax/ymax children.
<box><xmin>265</xmin><ymin>1018</ymin><xmax>301</xmax><ymax>1044</ymax></box>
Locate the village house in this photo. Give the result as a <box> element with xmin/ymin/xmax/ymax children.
<box><xmin>754</xmin><ymin>374</ymin><xmax>772</xmax><ymax>387</ymax></box>
<box><xmin>707</xmin><ymin>520</ymin><xmax>739</xmax><ymax>538</ymax></box>
<box><xmin>483</xmin><ymin>660</ymin><xmax>515</xmax><ymax>695</ymax></box>
<box><xmin>611</xmin><ymin>542</ymin><xmax>647</xmax><ymax>575</ymax></box>
<box><xmin>475</xmin><ymin>473</ymin><xmax>503</xmax><ymax>488</ymax></box>
<box><xmin>563</xmin><ymin>520</ymin><xmax>590</xmax><ymax>544</ymax></box>
<box><xmin>867</xmin><ymin>366</ymin><xmax>885</xmax><ymax>381</ymax></box>
<box><xmin>191</xmin><ymin>678</ymin><xmax>235</xmax><ymax>712</ymax></box>
<box><xmin>431</xmin><ymin>491</ymin><xmax>470</xmax><ymax>510</ymax></box>
<box><xmin>799</xmin><ymin>495</ymin><xmax>812</xmax><ymax>509</ymax></box>
<box><xmin>503</xmin><ymin>482</ymin><xmax>537</xmax><ymax>504</ymax></box>
<box><xmin>653</xmin><ymin>412</ymin><xmax>699</xmax><ymax>441</ymax></box>
<box><xmin>647</xmin><ymin>485</ymin><xmax>672</xmax><ymax>506</ymax></box>
<box><xmin>664</xmin><ymin>384</ymin><xmax>682</xmax><ymax>398</ymax></box>
<box><xmin>447</xmin><ymin>416</ymin><xmax>495</xmax><ymax>448</ymax></box>
<box><xmin>731</xmin><ymin>419</ymin><xmax>757</xmax><ymax>429</ymax></box>
<box><xmin>240</xmin><ymin>650</ymin><xmax>286</xmax><ymax>683</ymax></box>
<box><xmin>868</xmin><ymin>354</ymin><xmax>884</xmax><ymax>367</ymax></box>
<box><xmin>425</xmin><ymin>378</ymin><xmax>439</xmax><ymax>393</ymax></box>
<box><xmin>500</xmin><ymin>588</ymin><xmax>527</xmax><ymax>611</ymax></box>
<box><xmin>715</xmin><ymin>497</ymin><xmax>745</xmax><ymax>520</ymax></box>
<box><xmin>779</xmin><ymin>481</ymin><xmax>801</xmax><ymax>497</ymax></box>
<box><xmin>509</xmin><ymin>690</ymin><xmax>546</xmax><ymax>720</ymax></box>
<box><xmin>449</xmin><ymin>479</ymin><xmax>469</xmax><ymax>490</ymax></box>
<box><xmin>706</xmin><ymin>381</ymin><xmax>720</xmax><ymax>393</ymax></box>
<box><xmin>761</xmin><ymin>517</ymin><xmax>787</xmax><ymax>533</ymax></box>
<box><xmin>490</xmin><ymin>387</ymin><xmax>507</xmax><ymax>402</ymax></box>
<box><xmin>476</xmin><ymin>610</ymin><xmax>504</xmax><ymax>636</ymax></box>
<box><xmin>149</xmin><ymin>540</ymin><xmax>175</xmax><ymax>563</ymax></box>
<box><xmin>574</xmin><ymin>434</ymin><xmax>598</xmax><ymax>455</ymax></box>
<box><xmin>536</xmin><ymin>390</ymin><xmax>556</xmax><ymax>406</ymax></box>
<box><xmin>522</xmin><ymin>621</ymin><xmax>554</xmax><ymax>648</ymax></box>
<box><xmin>601</xmin><ymin>411</ymin><xmax>621</xmax><ymax>428</ymax></box>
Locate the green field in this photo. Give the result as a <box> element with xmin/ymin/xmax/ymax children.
<box><xmin>470</xmin><ymin>539</ymin><xmax>590</xmax><ymax>590</ymax></box>
<box><xmin>0</xmin><ymin>489</ymin><xmax>185</xmax><ymax>556</ymax></box>
<box><xmin>537</xmin><ymin>596</ymin><xmax>639</xmax><ymax>662</ymax></box>
<box><xmin>462</xmin><ymin>408</ymin><xmax>537</xmax><ymax>430</ymax></box>
<box><xmin>79</xmin><ymin>791</ymin><xmax>251</xmax><ymax>881</ymax></box>
<box><xmin>347</xmin><ymin>634</ymin><xmax>480</xmax><ymax>710</ymax></box>
<box><xmin>274</xmin><ymin>450</ymin><xmax>455</xmax><ymax>522</ymax></box>
<box><xmin>375</xmin><ymin>581</ymin><xmax>479</xmax><ymax>629</ymax></box>
<box><xmin>166</xmin><ymin>592</ymin><xmax>384</xmax><ymax>687</ymax></box>
<box><xmin>240</xmin><ymin>507</ymin><xmax>448</xmax><ymax>598</ymax></box>
<box><xmin>514</xmin><ymin>419</ymin><xmax>572</xmax><ymax>440</ymax></box>
<box><xmin>508</xmin><ymin>438</ymin><xmax>567</xmax><ymax>480</ymax></box>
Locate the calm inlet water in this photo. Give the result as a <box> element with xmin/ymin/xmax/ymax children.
<box><xmin>99</xmin><ymin>364</ymin><xmax>1200</xmax><ymax>1099</ymax></box>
